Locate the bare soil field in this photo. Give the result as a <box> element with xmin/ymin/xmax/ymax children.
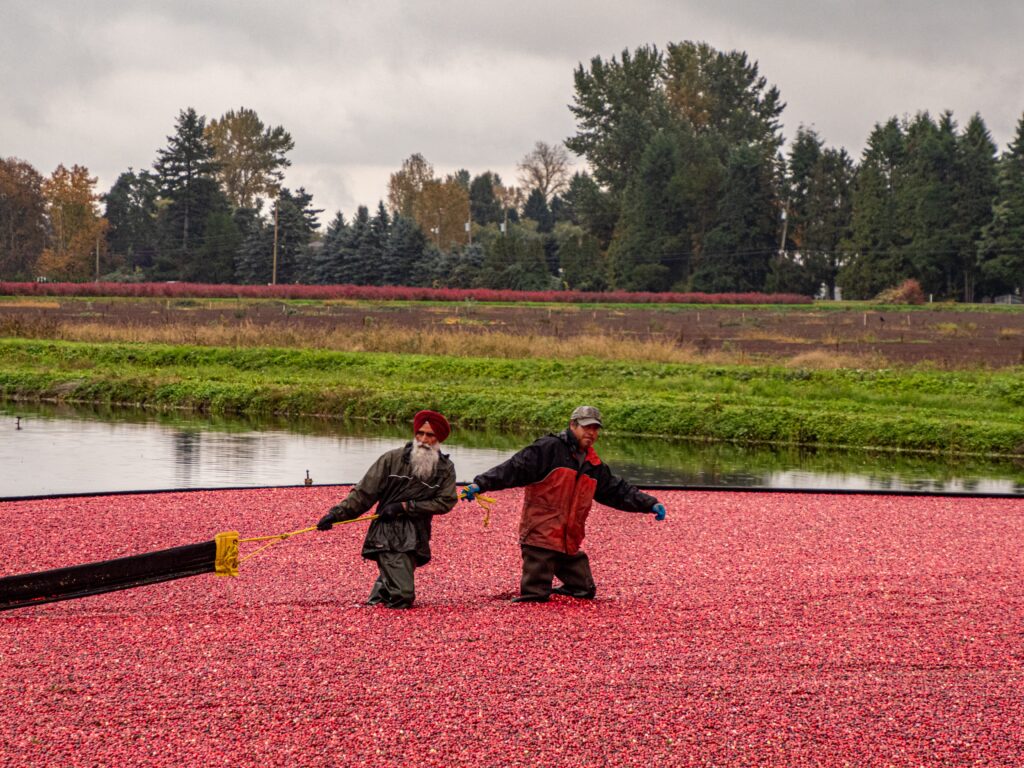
<box><xmin>3</xmin><ymin>297</ymin><xmax>1024</xmax><ymax>367</ymax></box>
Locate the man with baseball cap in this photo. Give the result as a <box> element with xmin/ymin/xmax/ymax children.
<box><xmin>316</xmin><ymin>409</ymin><xmax>457</xmax><ymax>608</ymax></box>
<box><xmin>463</xmin><ymin>405</ymin><xmax>667</xmax><ymax>602</ymax></box>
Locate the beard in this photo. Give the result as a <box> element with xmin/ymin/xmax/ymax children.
<box><xmin>410</xmin><ymin>439</ymin><xmax>440</xmax><ymax>480</ymax></box>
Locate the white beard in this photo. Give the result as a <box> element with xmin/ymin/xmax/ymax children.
<box><xmin>410</xmin><ymin>440</ymin><xmax>440</xmax><ymax>480</ymax></box>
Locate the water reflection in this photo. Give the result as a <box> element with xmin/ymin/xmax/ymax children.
<box><xmin>2</xmin><ymin>401</ymin><xmax>1023</xmax><ymax>497</ymax></box>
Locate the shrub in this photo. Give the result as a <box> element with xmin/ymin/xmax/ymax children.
<box><xmin>875</xmin><ymin>279</ymin><xmax>926</xmax><ymax>305</ymax></box>
<box><xmin>0</xmin><ymin>281</ymin><xmax>813</xmax><ymax>306</ymax></box>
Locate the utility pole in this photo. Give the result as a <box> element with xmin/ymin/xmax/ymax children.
<box><xmin>271</xmin><ymin>196</ymin><xmax>279</xmax><ymax>285</ymax></box>
<box><xmin>778</xmin><ymin>207</ymin><xmax>789</xmax><ymax>256</ymax></box>
<box><xmin>95</xmin><ymin>235</ymin><xmax>100</xmax><ymax>282</ymax></box>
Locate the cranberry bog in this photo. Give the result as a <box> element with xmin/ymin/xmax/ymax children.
<box><xmin>2</xmin><ymin>487</ymin><xmax>1022</xmax><ymax>766</ymax></box>
<box><xmin>3</xmin><ymin>292</ymin><xmax>1024</xmax><ymax>368</ymax></box>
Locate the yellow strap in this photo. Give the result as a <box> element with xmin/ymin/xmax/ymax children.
<box><xmin>214</xmin><ymin>531</ymin><xmax>240</xmax><ymax>577</ymax></box>
<box><xmin>472</xmin><ymin>494</ymin><xmax>496</xmax><ymax>528</ymax></box>
<box><xmin>214</xmin><ymin>515</ymin><xmax>379</xmax><ymax>575</ymax></box>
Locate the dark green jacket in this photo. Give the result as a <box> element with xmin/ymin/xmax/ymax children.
<box><xmin>330</xmin><ymin>443</ymin><xmax>457</xmax><ymax>565</ymax></box>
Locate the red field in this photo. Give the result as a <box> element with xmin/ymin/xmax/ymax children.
<box><xmin>2</xmin><ymin>488</ymin><xmax>1023</xmax><ymax>767</ymax></box>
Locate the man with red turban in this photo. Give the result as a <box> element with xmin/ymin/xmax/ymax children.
<box><xmin>316</xmin><ymin>410</ymin><xmax>456</xmax><ymax>608</ymax></box>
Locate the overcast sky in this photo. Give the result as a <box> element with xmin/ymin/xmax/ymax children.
<box><xmin>3</xmin><ymin>1</ymin><xmax>1023</xmax><ymax>224</ymax></box>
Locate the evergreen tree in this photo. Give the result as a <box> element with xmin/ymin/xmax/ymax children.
<box><xmin>469</xmin><ymin>172</ymin><xmax>503</xmax><ymax>225</ymax></box>
<box><xmin>338</xmin><ymin>206</ymin><xmax>373</xmax><ymax>284</ymax></box>
<box><xmin>232</xmin><ymin>188</ymin><xmax>319</xmax><ymax>284</ymax></box>
<box><xmin>549</xmin><ymin>195</ymin><xmax>568</xmax><ymax>226</ymax></box>
<box><xmin>195</xmin><ymin>210</ymin><xmax>241</xmax><ymax>283</ymax></box>
<box><xmin>522</xmin><ymin>188</ymin><xmax>553</xmax><ymax>233</ymax></box>
<box><xmin>272</xmin><ymin>187</ymin><xmax>321</xmax><ymax>284</ymax></box>
<box><xmin>435</xmin><ymin>241</ymin><xmax>486</xmax><ymax>288</ymax></box>
<box><xmin>801</xmin><ymin>147</ymin><xmax>855</xmax><ymax>298</ymax></box>
<box><xmin>234</xmin><ymin>218</ymin><xmax>272</xmax><ymax>284</ymax></box>
<box><xmin>555</xmin><ymin>222</ymin><xmax>607</xmax><ymax>291</ymax></box>
<box><xmin>104</xmin><ymin>169</ymin><xmax>159</xmax><ymax>275</ymax></box>
<box><xmin>608</xmin><ymin>129</ymin><xmax>721</xmax><ymax>290</ymax></box>
<box><xmin>363</xmin><ymin>202</ymin><xmax>391</xmax><ymax>285</ymax></box>
<box><xmin>783</xmin><ymin>127</ymin><xmax>824</xmax><ymax>251</ymax></box>
<box><xmin>562</xmin><ymin>171</ymin><xmax>620</xmax><ymax>249</ymax></box>
<box><xmin>310</xmin><ymin>211</ymin><xmax>348</xmax><ymax>284</ymax></box>
<box><xmin>480</xmin><ymin>225</ymin><xmax>551</xmax><ymax>290</ymax></box>
<box><xmin>381</xmin><ymin>213</ymin><xmax>428</xmax><ymax>286</ymax></box>
<box><xmin>979</xmin><ymin>113</ymin><xmax>1024</xmax><ymax>297</ymax></box>
<box><xmin>691</xmin><ymin>144</ymin><xmax>776</xmax><ymax>292</ymax></box>
<box><xmin>152</xmin><ymin>108</ymin><xmax>226</xmax><ymax>280</ymax></box>
<box><xmin>607</xmin><ymin>132</ymin><xmax>684</xmax><ymax>291</ymax></box>
<box><xmin>955</xmin><ymin>114</ymin><xmax>999</xmax><ymax>301</ymax></box>
<box><xmin>897</xmin><ymin>112</ymin><xmax>960</xmax><ymax>298</ymax></box>
<box><xmin>778</xmin><ymin>129</ymin><xmax>855</xmax><ymax>297</ymax></box>
<box><xmin>839</xmin><ymin>118</ymin><xmax>909</xmax><ymax>298</ymax></box>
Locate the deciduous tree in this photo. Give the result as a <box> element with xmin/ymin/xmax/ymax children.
<box><xmin>567</xmin><ymin>45</ymin><xmax>671</xmax><ymax>197</ymax></box>
<box><xmin>387</xmin><ymin>153</ymin><xmax>434</xmax><ymax>219</ymax></box>
<box><xmin>663</xmin><ymin>41</ymin><xmax>784</xmax><ymax>157</ymax></box>
<box><xmin>37</xmin><ymin>164</ymin><xmax>108</xmax><ymax>281</ymax></box>
<box><xmin>0</xmin><ymin>157</ymin><xmax>46</xmax><ymax>279</ymax></box>
<box><xmin>413</xmin><ymin>176</ymin><xmax>470</xmax><ymax>251</ymax></box>
<box><xmin>206</xmin><ymin>107</ymin><xmax>294</xmax><ymax>209</ymax></box>
<box><xmin>516</xmin><ymin>141</ymin><xmax>572</xmax><ymax>201</ymax></box>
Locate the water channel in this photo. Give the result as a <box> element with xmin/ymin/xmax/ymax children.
<box><xmin>2</xmin><ymin>401</ymin><xmax>1023</xmax><ymax>498</ymax></box>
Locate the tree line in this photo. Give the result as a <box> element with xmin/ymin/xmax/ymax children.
<box><xmin>2</xmin><ymin>40</ymin><xmax>1023</xmax><ymax>300</ymax></box>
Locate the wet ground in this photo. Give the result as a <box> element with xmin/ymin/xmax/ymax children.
<box><xmin>3</xmin><ymin>297</ymin><xmax>1023</xmax><ymax>367</ymax></box>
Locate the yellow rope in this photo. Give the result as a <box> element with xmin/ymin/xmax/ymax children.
<box><xmin>237</xmin><ymin>515</ymin><xmax>378</xmax><ymax>565</ymax></box>
<box><xmin>465</xmin><ymin>494</ymin><xmax>496</xmax><ymax>528</ymax></box>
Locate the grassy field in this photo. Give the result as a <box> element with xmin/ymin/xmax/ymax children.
<box><xmin>2</xmin><ymin>338</ymin><xmax>1023</xmax><ymax>456</ymax></box>
<box><xmin>3</xmin><ymin>295</ymin><xmax>1023</xmax><ymax>455</ymax></box>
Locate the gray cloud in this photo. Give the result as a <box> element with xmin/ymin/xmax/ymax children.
<box><xmin>3</xmin><ymin>0</ymin><xmax>1022</xmax><ymax>220</ymax></box>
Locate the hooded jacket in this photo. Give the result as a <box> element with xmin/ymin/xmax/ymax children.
<box><xmin>472</xmin><ymin>429</ymin><xmax>656</xmax><ymax>555</ymax></box>
<box><xmin>330</xmin><ymin>443</ymin><xmax>457</xmax><ymax>566</ymax></box>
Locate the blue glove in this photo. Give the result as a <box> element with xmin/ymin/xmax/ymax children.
<box><xmin>652</xmin><ymin>502</ymin><xmax>667</xmax><ymax>521</ymax></box>
<box><xmin>460</xmin><ymin>483</ymin><xmax>481</xmax><ymax>502</ymax></box>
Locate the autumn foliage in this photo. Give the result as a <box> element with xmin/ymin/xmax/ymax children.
<box><xmin>875</xmin><ymin>278</ymin><xmax>927</xmax><ymax>305</ymax></box>
<box><xmin>35</xmin><ymin>164</ymin><xmax>108</xmax><ymax>282</ymax></box>
<box><xmin>0</xmin><ymin>280</ymin><xmax>812</xmax><ymax>305</ymax></box>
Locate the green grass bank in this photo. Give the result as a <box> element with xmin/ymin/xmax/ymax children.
<box><xmin>2</xmin><ymin>338</ymin><xmax>1023</xmax><ymax>457</ymax></box>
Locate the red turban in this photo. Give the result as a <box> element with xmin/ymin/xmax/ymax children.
<box><xmin>413</xmin><ymin>410</ymin><xmax>451</xmax><ymax>442</ymax></box>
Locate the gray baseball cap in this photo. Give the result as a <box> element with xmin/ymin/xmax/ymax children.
<box><xmin>571</xmin><ymin>405</ymin><xmax>603</xmax><ymax>427</ymax></box>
